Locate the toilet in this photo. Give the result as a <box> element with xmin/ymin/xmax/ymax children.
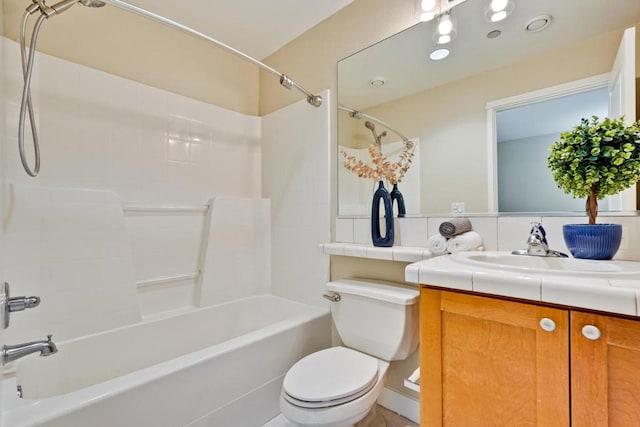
<box><xmin>279</xmin><ymin>278</ymin><xmax>419</xmax><ymax>427</ymax></box>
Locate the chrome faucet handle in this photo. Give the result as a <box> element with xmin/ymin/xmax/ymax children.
<box><xmin>3</xmin><ymin>282</ymin><xmax>41</xmax><ymax>330</ymax></box>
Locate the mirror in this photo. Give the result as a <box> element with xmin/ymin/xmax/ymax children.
<box><xmin>338</xmin><ymin>0</ymin><xmax>640</xmax><ymax>216</ymax></box>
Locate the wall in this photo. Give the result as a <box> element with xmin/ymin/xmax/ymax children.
<box><xmin>1</xmin><ymin>37</ymin><xmax>262</xmax><ymax>343</ymax></box>
<box><xmin>498</xmin><ymin>133</ymin><xmax>584</xmax><ymax>212</ymax></box>
<box><xmin>262</xmin><ymin>90</ymin><xmax>331</xmax><ymax>308</ymax></box>
<box><xmin>2</xmin><ymin>0</ymin><xmax>259</xmax><ymax>114</ymax></box>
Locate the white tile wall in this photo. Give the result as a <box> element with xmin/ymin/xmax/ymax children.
<box><xmin>2</xmin><ymin>37</ymin><xmax>264</xmax><ymax>324</ymax></box>
<box><xmin>335</xmin><ymin>213</ymin><xmax>640</xmax><ymax>261</ymax></box>
<box><xmin>262</xmin><ymin>90</ymin><xmax>331</xmax><ymax>308</ymax></box>
<box><xmin>3</xmin><ymin>39</ymin><xmax>261</xmax><ymax>204</ymax></box>
<box><xmin>4</xmin><ymin>185</ymin><xmax>141</xmax><ymax>342</ymax></box>
<box><xmin>198</xmin><ymin>197</ymin><xmax>271</xmax><ymax>307</ymax></box>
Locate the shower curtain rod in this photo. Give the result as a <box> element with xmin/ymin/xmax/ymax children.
<box><xmin>99</xmin><ymin>0</ymin><xmax>322</xmax><ymax>107</ymax></box>
<box><xmin>338</xmin><ymin>105</ymin><xmax>410</xmax><ymax>144</ymax></box>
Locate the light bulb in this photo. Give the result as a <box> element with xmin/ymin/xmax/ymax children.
<box><xmin>490</xmin><ymin>0</ymin><xmax>508</xmax><ymax>12</ymax></box>
<box><xmin>437</xmin><ymin>34</ymin><xmax>451</xmax><ymax>44</ymax></box>
<box><xmin>421</xmin><ymin>0</ymin><xmax>436</xmax><ymax>11</ymax></box>
<box><xmin>491</xmin><ymin>11</ymin><xmax>507</xmax><ymax>22</ymax></box>
<box><xmin>419</xmin><ymin>11</ymin><xmax>435</xmax><ymax>22</ymax></box>
<box><xmin>484</xmin><ymin>0</ymin><xmax>514</xmax><ymax>22</ymax></box>
<box><xmin>438</xmin><ymin>15</ymin><xmax>453</xmax><ymax>35</ymax></box>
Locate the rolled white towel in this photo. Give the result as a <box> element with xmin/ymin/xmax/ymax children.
<box><xmin>447</xmin><ymin>231</ymin><xmax>483</xmax><ymax>253</ymax></box>
<box><xmin>428</xmin><ymin>234</ymin><xmax>449</xmax><ymax>255</ymax></box>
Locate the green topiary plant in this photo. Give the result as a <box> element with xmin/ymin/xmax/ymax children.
<box><xmin>547</xmin><ymin>116</ymin><xmax>640</xmax><ymax>224</ymax></box>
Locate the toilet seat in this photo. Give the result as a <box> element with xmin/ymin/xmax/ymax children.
<box><xmin>282</xmin><ymin>347</ymin><xmax>379</xmax><ymax>409</ymax></box>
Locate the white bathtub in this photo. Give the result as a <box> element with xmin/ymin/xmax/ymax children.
<box><xmin>3</xmin><ymin>295</ymin><xmax>330</xmax><ymax>427</ymax></box>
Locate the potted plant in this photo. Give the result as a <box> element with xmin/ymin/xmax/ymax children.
<box><xmin>547</xmin><ymin>116</ymin><xmax>640</xmax><ymax>259</ymax></box>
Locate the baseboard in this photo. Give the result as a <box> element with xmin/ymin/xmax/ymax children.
<box><xmin>377</xmin><ymin>387</ymin><xmax>420</xmax><ymax>424</ymax></box>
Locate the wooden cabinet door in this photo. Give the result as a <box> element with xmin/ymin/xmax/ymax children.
<box><xmin>571</xmin><ymin>311</ymin><xmax>640</xmax><ymax>426</ymax></box>
<box><xmin>420</xmin><ymin>289</ymin><xmax>569</xmax><ymax>427</ymax></box>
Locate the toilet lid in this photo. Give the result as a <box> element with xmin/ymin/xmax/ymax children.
<box><xmin>283</xmin><ymin>347</ymin><xmax>379</xmax><ymax>404</ymax></box>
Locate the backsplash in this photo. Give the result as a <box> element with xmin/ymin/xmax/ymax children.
<box><xmin>335</xmin><ymin>214</ymin><xmax>640</xmax><ymax>261</ymax></box>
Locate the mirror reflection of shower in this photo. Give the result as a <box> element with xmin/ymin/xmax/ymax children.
<box><xmin>338</xmin><ymin>105</ymin><xmax>421</xmax><ymax>216</ymax></box>
<box><xmin>364</xmin><ymin>121</ymin><xmax>387</xmax><ymax>148</ymax></box>
<box><xmin>18</xmin><ymin>0</ymin><xmax>106</xmax><ymax>177</ymax></box>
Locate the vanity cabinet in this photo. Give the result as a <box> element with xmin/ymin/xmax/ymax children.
<box><xmin>420</xmin><ymin>288</ymin><xmax>640</xmax><ymax>426</ymax></box>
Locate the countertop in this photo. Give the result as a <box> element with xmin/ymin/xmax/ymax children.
<box><xmin>405</xmin><ymin>252</ymin><xmax>640</xmax><ymax>317</ymax></box>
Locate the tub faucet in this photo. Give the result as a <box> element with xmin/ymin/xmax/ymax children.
<box><xmin>512</xmin><ymin>223</ymin><xmax>568</xmax><ymax>257</ymax></box>
<box><xmin>1</xmin><ymin>335</ymin><xmax>58</xmax><ymax>365</ymax></box>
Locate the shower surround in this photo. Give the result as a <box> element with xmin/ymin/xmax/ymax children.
<box><xmin>1</xmin><ymin>35</ymin><xmax>332</xmax><ymax>425</ymax></box>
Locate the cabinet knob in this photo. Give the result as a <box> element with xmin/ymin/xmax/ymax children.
<box><xmin>582</xmin><ymin>325</ymin><xmax>601</xmax><ymax>340</ymax></box>
<box><xmin>539</xmin><ymin>318</ymin><xmax>556</xmax><ymax>332</ymax></box>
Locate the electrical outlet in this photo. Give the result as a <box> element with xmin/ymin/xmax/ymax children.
<box><xmin>451</xmin><ymin>202</ymin><xmax>465</xmax><ymax>214</ymax></box>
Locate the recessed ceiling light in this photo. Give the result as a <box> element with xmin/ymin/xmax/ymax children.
<box><xmin>430</xmin><ymin>48</ymin><xmax>450</xmax><ymax>61</ymax></box>
<box><xmin>370</xmin><ymin>77</ymin><xmax>385</xmax><ymax>87</ymax></box>
<box><xmin>487</xmin><ymin>29</ymin><xmax>501</xmax><ymax>39</ymax></box>
<box><xmin>526</xmin><ymin>14</ymin><xmax>552</xmax><ymax>32</ymax></box>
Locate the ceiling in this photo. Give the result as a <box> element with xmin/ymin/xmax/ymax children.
<box><xmin>339</xmin><ymin>0</ymin><xmax>640</xmax><ymax>110</ymax></box>
<box><xmin>122</xmin><ymin>0</ymin><xmax>354</xmax><ymax>60</ymax></box>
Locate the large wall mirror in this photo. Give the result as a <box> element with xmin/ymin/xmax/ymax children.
<box><xmin>337</xmin><ymin>0</ymin><xmax>640</xmax><ymax>216</ymax></box>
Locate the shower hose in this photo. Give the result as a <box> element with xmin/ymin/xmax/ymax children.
<box><xmin>18</xmin><ymin>8</ymin><xmax>47</xmax><ymax>177</ymax></box>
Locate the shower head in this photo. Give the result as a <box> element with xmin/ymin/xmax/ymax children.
<box><xmin>364</xmin><ymin>121</ymin><xmax>375</xmax><ymax>131</ymax></box>
<box><xmin>46</xmin><ymin>0</ymin><xmax>104</xmax><ymax>15</ymax></box>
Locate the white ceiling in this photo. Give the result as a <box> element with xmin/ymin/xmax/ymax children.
<box><xmin>122</xmin><ymin>0</ymin><xmax>354</xmax><ymax>60</ymax></box>
<box><xmin>339</xmin><ymin>0</ymin><xmax>640</xmax><ymax>110</ymax></box>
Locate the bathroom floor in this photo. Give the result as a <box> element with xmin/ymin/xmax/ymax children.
<box><xmin>263</xmin><ymin>405</ymin><xmax>418</xmax><ymax>427</ymax></box>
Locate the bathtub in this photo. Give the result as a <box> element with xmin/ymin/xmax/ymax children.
<box><xmin>3</xmin><ymin>295</ymin><xmax>330</xmax><ymax>427</ymax></box>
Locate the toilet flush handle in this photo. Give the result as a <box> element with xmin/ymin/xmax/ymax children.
<box><xmin>322</xmin><ymin>291</ymin><xmax>341</xmax><ymax>302</ymax></box>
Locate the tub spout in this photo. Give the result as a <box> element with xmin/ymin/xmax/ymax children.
<box><xmin>2</xmin><ymin>334</ymin><xmax>58</xmax><ymax>365</ymax></box>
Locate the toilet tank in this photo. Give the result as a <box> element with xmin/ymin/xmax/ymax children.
<box><xmin>325</xmin><ymin>279</ymin><xmax>419</xmax><ymax>361</ymax></box>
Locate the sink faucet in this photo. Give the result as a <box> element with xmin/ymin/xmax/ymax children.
<box><xmin>512</xmin><ymin>223</ymin><xmax>568</xmax><ymax>257</ymax></box>
<box><xmin>1</xmin><ymin>335</ymin><xmax>58</xmax><ymax>365</ymax></box>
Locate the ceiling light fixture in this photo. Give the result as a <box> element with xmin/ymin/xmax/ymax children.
<box><xmin>484</xmin><ymin>0</ymin><xmax>514</xmax><ymax>22</ymax></box>
<box><xmin>433</xmin><ymin>11</ymin><xmax>457</xmax><ymax>44</ymax></box>
<box><xmin>415</xmin><ymin>0</ymin><xmax>437</xmax><ymax>22</ymax></box>
<box><xmin>430</xmin><ymin>48</ymin><xmax>450</xmax><ymax>61</ymax></box>
<box><xmin>369</xmin><ymin>77</ymin><xmax>386</xmax><ymax>87</ymax></box>
<box><xmin>526</xmin><ymin>14</ymin><xmax>553</xmax><ymax>32</ymax></box>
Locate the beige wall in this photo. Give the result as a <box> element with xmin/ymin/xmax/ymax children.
<box><xmin>2</xmin><ymin>0</ymin><xmax>259</xmax><ymax>114</ymax></box>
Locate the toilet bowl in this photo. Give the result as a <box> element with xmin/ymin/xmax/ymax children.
<box><xmin>279</xmin><ymin>279</ymin><xmax>419</xmax><ymax>427</ymax></box>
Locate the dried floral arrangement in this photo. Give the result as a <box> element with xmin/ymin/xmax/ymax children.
<box><xmin>341</xmin><ymin>141</ymin><xmax>415</xmax><ymax>184</ymax></box>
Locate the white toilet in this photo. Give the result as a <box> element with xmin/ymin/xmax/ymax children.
<box><xmin>279</xmin><ymin>278</ymin><xmax>419</xmax><ymax>427</ymax></box>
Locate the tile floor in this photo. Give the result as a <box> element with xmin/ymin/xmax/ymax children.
<box><xmin>262</xmin><ymin>405</ymin><xmax>418</xmax><ymax>427</ymax></box>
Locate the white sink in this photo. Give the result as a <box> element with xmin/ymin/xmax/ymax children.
<box><xmin>450</xmin><ymin>251</ymin><xmax>640</xmax><ymax>278</ymax></box>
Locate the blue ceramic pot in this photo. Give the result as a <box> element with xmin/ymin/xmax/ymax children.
<box><xmin>390</xmin><ymin>184</ymin><xmax>406</xmax><ymax>218</ymax></box>
<box><xmin>371</xmin><ymin>181</ymin><xmax>394</xmax><ymax>247</ymax></box>
<box><xmin>562</xmin><ymin>224</ymin><xmax>622</xmax><ymax>260</ymax></box>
